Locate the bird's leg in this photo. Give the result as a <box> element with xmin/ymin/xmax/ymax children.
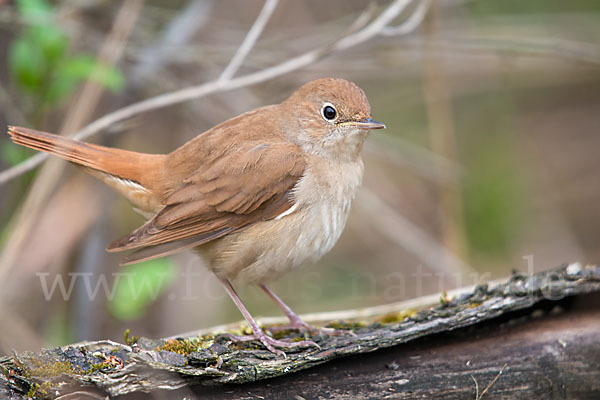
<box><xmin>259</xmin><ymin>284</ymin><xmax>351</xmax><ymax>337</ymax></box>
<box><xmin>259</xmin><ymin>284</ymin><xmax>316</xmax><ymax>333</ymax></box>
<box><xmin>218</xmin><ymin>277</ymin><xmax>320</xmax><ymax>357</ymax></box>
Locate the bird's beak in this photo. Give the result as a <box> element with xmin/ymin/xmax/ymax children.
<box><xmin>345</xmin><ymin>118</ymin><xmax>386</xmax><ymax>130</ymax></box>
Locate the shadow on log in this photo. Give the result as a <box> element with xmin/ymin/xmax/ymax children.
<box><xmin>1</xmin><ymin>263</ymin><xmax>599</xmax><ymax>399</ymax></box>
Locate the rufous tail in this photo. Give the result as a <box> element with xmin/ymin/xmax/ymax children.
<box><xmin>7</xmin><ymin>126</ymin><xmax>166</xmax><ymax>212</ymax></box>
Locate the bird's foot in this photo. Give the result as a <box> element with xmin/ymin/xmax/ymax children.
<box><xmin>223</xmin><ymin>330</ymin><xmax>320</xmax><ymax>358</ymax></box>
<box><xmin>267</xmin><ymin>318</ymin><xmax>356</xmax><ymax>337</ymax></box>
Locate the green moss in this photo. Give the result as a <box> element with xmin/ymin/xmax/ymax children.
<box><xmin>27</xmin><ymin>382</ymin><xmax>51</xmax><ymax>399</ymax></box>
<box><xmin>326</xmin><ymin>320</ymin><xmax>367</xmax><ymax>330</ymax></box>
<box><xmin>467</xmin><ymin>301</ymin><xmax>483</xmax><ymax>308</ymax></box>
<box><xmin>27</xmin><ymin>383</ymin><xmax>38</xmax><ymax>398</ymax></box>
<box><xmin>123</xmin><ymin>328</ymin><xmax>139</xmax><ymax>346</ymax></box>
<box><xmin>440</xmin><ymin>291</ymin><xmax>452</xmax><ymax>306</ymax></box>
<box><xmin>82</xmin><ymin>362</ymin><xmax>111</xmax><ymax>374</ymax></box>
<box><xmin>0</xmin><ymin>364</ymin><xmax>10</xmax><ymax>379</ymax></box>
<box><xmin>27</xmin><ymin>383</ymin><xmax>42</xmax><ymax>398</ymax></box>
<box><xmin>28</xmin><ymin>360</ymin><xmax>72</xmax><ymax>378</ymax></box>
<box><xmin>269</xmin><ymin>328</ymin><xmax>295</xmax><ymax>340</ymax></box>
<box><xmin>226</xmin><ymin>324</ymin><xmax>253</xmax><ymax>336</ymax></box>
<box><xmin>158</xmin><ymin>337</ymin><xmax>214</xmax><ymax>355</ymax></box>
<box><xmin>379</xmin><ymin>310</ymin><xmax>417</xmax><ymax>324</ymax></box>
<box><xmin>26</xmin><ymin>356</ymin><xmax>117</xmax><ymax>378</ymax></box>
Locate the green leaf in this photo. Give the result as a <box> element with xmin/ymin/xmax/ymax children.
<box><xmin>16</xmin><ymin>0</ymin><xmax>53</xmax><ymax>23</ymax></box>
<box><xmin>44</xmin><ymin>56</ymin><xmax>125</xmax><ymax>104</ymax></box>
<box><xmin>8</xmin><ymin>35</ymin><xmax>46</xmax><ymax>91</ymax></box>
<box><xmin>10</xmin><ymin>0</ymin><xmax>124</xmax><ymax>109</ymax></box>
<box><xmin>44</xmin><ymin>74</ymin><xmax>78</xmax><ymax>104</ymax></box>
<box><xmin>15</xmin><ymin>0</ymin><xmax>67</xmax><ymax>64</ymax></box>
<box><xmin>32</xmin><ymin>25</ymin><xmax>67</xmax><ymax>63</ymax></box>
<box><xmin>92</xmin><ymin>64</ymin><xmax>125</xmax><ymax>91</ymax></box>
<box><xmin>59</xmin><ymin>55</ymin><xmax>125</xmax><ymax>91</ymax></box>
<box><xmin>108</xmin><ymin>258</ymin><xmax>176</xmax><ymax>320</ymax></box>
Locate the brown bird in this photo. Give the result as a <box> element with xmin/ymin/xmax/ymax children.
<box><xmin>7</xmin><ymin>78</ymin><xmax>385</xmax><ymax>356</ymax></box>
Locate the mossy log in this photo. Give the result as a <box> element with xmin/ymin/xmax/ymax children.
<box><xmin>1</xmin><ymin>263</ymin><xmax>599</xmax><ymax>399</ymax></box>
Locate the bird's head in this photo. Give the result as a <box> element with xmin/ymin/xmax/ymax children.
<box><xmin>282</xmin><ymin>78</ymin><xmax>385</xmax><ymax>161</ymax></box>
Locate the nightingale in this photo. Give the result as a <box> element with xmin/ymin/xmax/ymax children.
<box><xmin>7</xmin><ymin>78</ymin><xmax>385</xmax><ymax>356</ymax></box>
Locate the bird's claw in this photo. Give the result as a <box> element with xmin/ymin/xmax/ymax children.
<box><xmin>222</xmin><ymin>331</ymin><xmax>320</xmax><ymax>358</ymax></box>
<box><xmin>267</xmin><ymin>319</ymin><xmax>356</xmax><ymax>337</ymax></box>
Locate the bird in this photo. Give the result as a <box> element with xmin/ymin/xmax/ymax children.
<box><xmin>7</xmin><ymin>77</ymin><xmax>385</xmax><ymax>356</ymax></box>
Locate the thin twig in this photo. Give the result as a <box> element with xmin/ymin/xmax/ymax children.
<box><xmin>333</xmin><ymin>0</ymin><xmax>413</xmax><ymax>50</ymax></box>
<box><xmin>382</xmin><ymin>0</ymin><xmax>431</xmax><ymax>36</ymax></box>
<box><xmin>0</xmin><ymin>152</ymin><xmax>46</xmax><ymax>184</ymax></box>
<box><xmin>478</xmin><ymin>363</ymin><xmax>508</xmax><ymax>399</ymax></box>
<box><xmin>219</xmin><ymin>0</ymin><xmax>279</xmax><ymax>82</ymax></box>
<box><xmin>132</xmin><ymin>0</ymin><xmax>215</xmax><ymax>84</ymax></box>
<box><xmin>471</xmin><ymin>375</ymin><xmax>480</xmax><ymax>400</ymax></box>
<box><xmin>0</xmin><ymin>0</ymin><xmax>423</xmax><ymax>186</ymax></box>
<box><xmin>338</xmin><ymin>3</ymin><xmax>377</xmax><ymax>38</ymax></box>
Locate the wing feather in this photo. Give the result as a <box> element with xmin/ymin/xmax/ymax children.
<box><xmin>107</xmin><ymin>141</ymin><xmax>305</xmax><ymax>258</ymax></box>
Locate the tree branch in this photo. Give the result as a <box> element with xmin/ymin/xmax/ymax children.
<box><xmin>218</xmin><ymin>0</ymin><xmax>279</xmax><ymax>82</ymax></box>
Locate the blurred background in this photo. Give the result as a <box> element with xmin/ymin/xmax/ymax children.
<box><xmin>0</xmin><ymin>0</ymin><xmax>599</xmax><ymax>354</ymax></box>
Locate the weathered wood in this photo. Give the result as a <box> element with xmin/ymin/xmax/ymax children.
<box><xmin>1</xmin><ymin>263</ymin><xmax>599</xmax><ymax>399</ymax></box>
<box><xmin>151</xmin><ymin>296</ymin><xmax>600</xmax><ymax>399</ymax></box>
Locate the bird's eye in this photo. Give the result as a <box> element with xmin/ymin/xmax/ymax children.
<box><xmin>321</xmin><ymin>103</ymin><xmax>337</xmax><ymax>121</ymax></box>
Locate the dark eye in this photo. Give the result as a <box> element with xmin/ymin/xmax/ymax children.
<box><xmin>321</xmin><ymin>103</ymin><xmax>337</xmax><ymax>121</ymax></box>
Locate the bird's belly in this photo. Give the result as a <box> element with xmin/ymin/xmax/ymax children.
<box><xmin>199</xmin><ymin>200</ymin><xmax>352</xmax><ymax>285</ymax></box>
<box><xmin>198</xmin><ymin>159</ymin><xmax>363</xmax><ymax>285</ymax></box>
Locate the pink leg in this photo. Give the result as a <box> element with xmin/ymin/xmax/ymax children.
<box><xmin>259</xmin><ymin>284</ymin><xmax>316</xmax><ymax>332</ymax></box>
<box><xmin>218</xmin><ymin>278</ymin><xmax>320</xmax><ymax>357</ymax></box>
<box><xmin>259</xmin><ymin>284</ymin><xmax>351</xmax><ymax>336</ymax></box>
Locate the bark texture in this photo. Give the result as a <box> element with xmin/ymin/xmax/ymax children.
<box><xmin>1</xmin><ymin>263</ymin><xmax>599</xmax><ymax>399</ymax></box>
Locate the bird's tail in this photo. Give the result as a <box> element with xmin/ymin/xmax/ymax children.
<box><xmin>7</xmin><ymin>126</ymin><xmax>166</xmax><ymax>212</ymax></box>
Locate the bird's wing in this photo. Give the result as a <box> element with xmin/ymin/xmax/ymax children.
<box><xmin>107</xmin><ymin>141</ymin><xmax>306</xmax><ymax>264</ymax></box>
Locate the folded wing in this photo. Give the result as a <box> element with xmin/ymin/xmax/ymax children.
<box><xmin>107</xmin><ymin>141</ymin><xmax>306</xmax><ymax>264</ymax></box>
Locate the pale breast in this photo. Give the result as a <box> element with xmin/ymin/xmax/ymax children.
<box><xmin>198</xmin><ymin>158</ymin><xmax>364</xmax><ymax>285</ymax></box>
